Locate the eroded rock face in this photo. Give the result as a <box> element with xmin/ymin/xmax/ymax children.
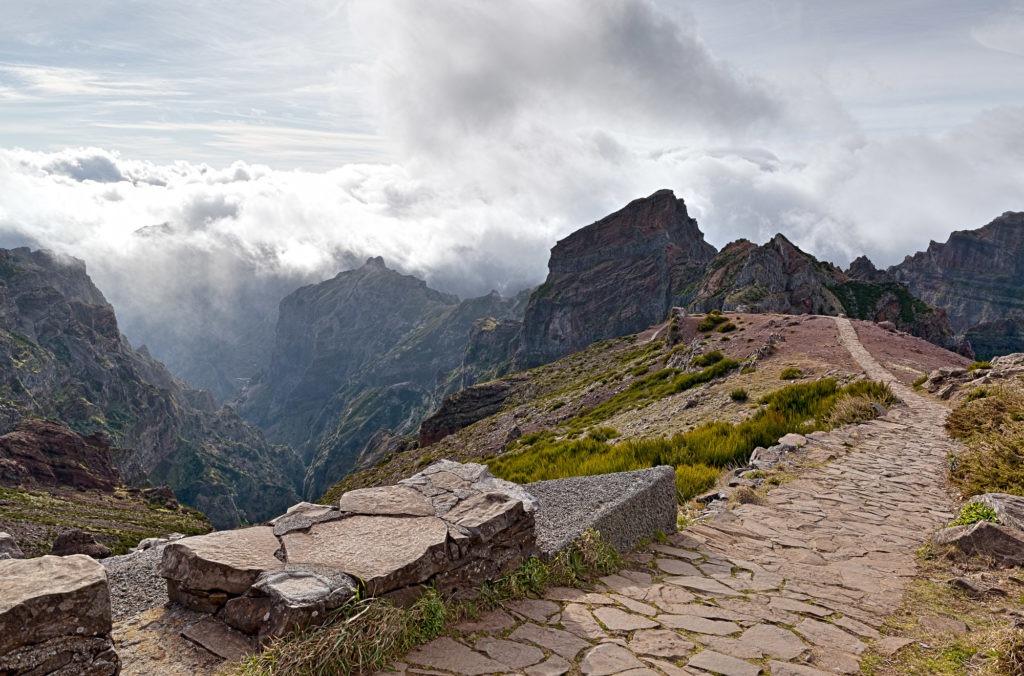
<box><xmin>890</xmin><ymin>211</ymin><xmax>1024</xmax><ymax>359</ymax></box>
<box><xmin>0</xmin><ymin>554</ymin><xmax>119</xmax><ymax>674</ymax></box>
<box><xmin>160</xmin><ymin>460</ymin><xmax>538</xmax><ymax>644</ymax></box>
<box><xmin>0</xmin><ymin>532</ymin><xmax>24</xmax><ymax>559</ymax></box>
<box><xmin>52</xmin><ymin>528</ymin><xmax>112</xmax><ymax>559</ymax></box>
<box><xmin>0</xmin><ymin>419</ymin><xmax>120</xmax><ymax>492</ymax></box>
<box><xmin>519</xmin><ymin>189</ymin><xmax>716</xmax><ymax>368</ymax></box>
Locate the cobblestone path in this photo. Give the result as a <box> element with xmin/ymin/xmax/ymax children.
<box><xmin>387</xmin><ymin>317</ymin><xmax>958</xmax><ymax>675</ymax></box>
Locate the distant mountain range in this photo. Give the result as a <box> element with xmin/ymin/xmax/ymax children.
<box><xmin>0</xmin><ymin>191</ymin><xmax>1019</xmax><ymax>527</ymax></box>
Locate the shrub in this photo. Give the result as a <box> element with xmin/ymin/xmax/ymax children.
<box><xmin>823</xmin><ymin>395</ymin><xmax>880</xmax><ymax>427</ymax></box>
<box><xmin>716</xmin><ymin>321</ymin><xmax>737</xmax><ymax>333</ymax></box>
<box><xmin>691</xmin><ymin>351</ymin><xmax>724</xmax><ymax>368</ymax></box>
<box><xmin>951</xmin><ymin>501</ymin><xmax>999</xmax><ymax>526</ymax></box>
<box><xmin>730</xmin><ymin>388</ymin><xmax>749</xmax><ymax>402</ymax></box>
<box><xmin>697</xmin><ymin>312</ymin><xmax>729</xmax><ymax>332</ymax></box>
<box><xmin>946</xmin><ymin>379</ymin><xmax>1024</xmax><ymax>498</ymax></box>
<box><xmin>675</xmin><ymin>464</ymin><xmax>719</xmax><ymax>500</ymax></box>
<box><xmin>586</xmin><ymin>426</ymin><xmax>618</xmax><ymax>442</ymax></box>
<box><xmin>912</xmin><ymin>375</ymin><xmax>928</xmax><ymax>389</ymax></box>
<box><xmin>779</xmin><ymin>367</ymin><xmax>803</xmax><ymax>380</ymax></box>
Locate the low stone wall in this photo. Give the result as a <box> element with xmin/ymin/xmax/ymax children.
<box><xmin>159</xmin><ymin>460</ymin><xmax>539</xmax><ymax>648</ymax></box>
<box><xmin>0</xmin><ymin>555</ymin><xmax>120</xmax><ymax>675</ymax></box>
<box><xmin>527</xmin><ymin>465</ymin><xmax>677</xmax><ymax>557</ymax></box>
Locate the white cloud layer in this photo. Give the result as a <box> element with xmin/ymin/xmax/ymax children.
<box><xmin>0</xmin><ymin>0</ymin><xmax>1022</xmax><ymax>379</ymax></box>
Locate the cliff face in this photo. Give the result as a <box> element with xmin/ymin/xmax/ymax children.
<box><xmin>890</xmin><ymin>212</ymin><xmax>1024</xmax><ymax>358</ymax></box>
<box><xmin>0</xmin><ymin>247</ymin><xmax>301</xmax><ymax>529</ymax></box>
<box><xmin>235</xmin><ymin>257</ymin><xmax>525</xmax><ymax>499</ymax></box>
<box><xmin>518</xmin><ymin>190</ymin><xmax>716</xmax><ymax>368</ymax></box>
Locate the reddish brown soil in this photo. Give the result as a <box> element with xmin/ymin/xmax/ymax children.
<box><xmin>851</xmin><ymin>319</ymin><xmax>971</xmax><ymax>386</ymax></box>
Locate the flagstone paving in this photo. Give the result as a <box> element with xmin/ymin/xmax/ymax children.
<box><xmin>383</xmin><ymin>317</ymin><xmax>958</xmax><ymax>675</ymax></box>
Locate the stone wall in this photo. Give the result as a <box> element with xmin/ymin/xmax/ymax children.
<box><xmin>159</xmin><ymin>460</ymin><xmax>538</xmax><ymax>647</ymax></box>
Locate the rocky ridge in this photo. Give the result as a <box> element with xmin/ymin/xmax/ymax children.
<box><xmin>518</xmin><ymin>189</ymin><xmax>715</xmax><ymax>368</ymax></box>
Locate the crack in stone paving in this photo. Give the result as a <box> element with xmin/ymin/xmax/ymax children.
<box><xmin>388</xmin><ymin>317</ymin><xmax>959</xmax><ymax>675</ymax></box>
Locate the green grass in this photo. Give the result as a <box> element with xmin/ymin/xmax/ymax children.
<box><xmin>968</xmin><ymin>360</ymin><xmax>993</xmax><ymax>372</ymax></box>
<box><xmin>730</xmin><ymin>388</ymin><xmax>749</xmax><ymax>402</ymax></box>
<box><xmin>691</xmin><ymin>350</ymin><xmax>725</xmax><ymax>368</ymax></box>
<box><xmin>696</xmin><ymin>311</ymin><xmax>729</xmax><ymax>332</ymax></box>
<box><xmin>569</xmin><ymin>357</ymin><xmax>741</xmax><ymax>429</ymax></box>
<box><xmin>946</xmin><ymin>379</ymin><xmax>1024</xmax><ymax>498</ymax></box>
<box><xmin>779</xmin><ymin>366</ymin><xmax>803</xmax><ymax>380</ymax></box>
<box><xmin>951</xmin><ymin>501</ymin><xmax>999</xmax><ymax>526</ymax></box>
<box><xmin>489</xmin><ymin>378</ymin><xmax>896</xmax><ymax>500</ymax></box>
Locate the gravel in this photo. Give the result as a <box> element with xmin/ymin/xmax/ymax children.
<box><xmin>101</xmin><ymin>544</ymin><xmax>172</xmax><ymax>622</ymax></box>
<box><xmin>526</xmin><ymin>465</ymin><xmax>677</xmax><ymax>557</ymax></box>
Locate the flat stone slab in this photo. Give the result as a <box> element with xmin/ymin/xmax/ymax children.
<box><xmin>475</xmin><ymin>637</ymin><xmax>544</xmax><ymax>668</ymax></box>
<box><xmin>407</xmin><ymin>637</ymin><xmax>507</xmax><ymax>674</ymax></box>
<box><xmin>337</xmin><ymin>485</ymin><xmax>434</xmax><ymax>516</ymax></box>
<box><xmin>593</xmin><ymin>606</ymin><xmax>658</xmax><ymax>631</ymax></box>
<box><xmin>688</xmin><ymin>649</ymin><xmax>761</xmax><ymax>676</ymax></box>
<box><xmin>281</xmin><ymin>515</ymin><xmax>449</xmax><ymax>594</ymax></box>
<box><xmin>0</xmin><ymin>554</ymin><xmax>111</xmax><ymax>655</ymax></box>
<box><xmin>160</xmin><ymin>527</ymin><xmax>284</xmax><ymax>595</ymax></box>
<box><xmin>628</xmin><ymin>629</ymin><xmax>695</xmax><ymax>660</ymax></box>
<box><xmin>509</xmin><ymin>623</ymin><xmax>590</xmax><ymax>660</ymax></box>
<box><xmin>739</xmin><ymin>624</ymin><xmax>808</xmax><ymax>660</ymax></box>
<box><xmin>181</xmin><ymin>616</ymin><xmax>256</xmax><ymax>660</ymax></box>
<box><xmin>581</xmin><ymin>643</ymin><xmax>646</xmax><ymax>675</ymax></box>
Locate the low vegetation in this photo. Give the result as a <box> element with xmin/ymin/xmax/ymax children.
<box><xmin>0</xmin><ymin>485</ymin><xmax>211</xmax><ymax>556</ymax></box>
<box><xmin>779</xmin><ymin>366</ymin><xmax>803</xmax><ymax>380</ymax></box>
<box><xmin>945</xmin><ymin>377</ymin><xmax>1024</xmax><ymax>498</ymax></box>
<box><xmin>696</xmin><ymin>309</ymin><xmax>730</xmax><ymax>332</ymax></box>
<box><xmin>489</xmin><ymin>378</ymin><xmax>896</xmax><ymax>500</ymax></box>
<box><xmin>235</xmin><ymin>530</ymin><xmax>621</xmax><ymax>675</ymax></box>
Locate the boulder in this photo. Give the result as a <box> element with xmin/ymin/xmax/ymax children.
<box><xmin>159</xmin><ymin>527</ymin><xmax>284</xmax><ymax>611</ymax></box>
<box><xmin>223</xmin><ymin>567</ymin><xmax>357</xmax><ymax>641</ymax></box>
<box><xmin>51</xmin><ymin>528</ymin><xmax>112</xmax><ymax>559</ymax></box>
<box><xmin>0</xmin><ymin>555</ymin><xmax>119</xmax><ymax>674</ymax></box>
<box><xmin>967</xmin><ymin>493</ymin><xmax>1024</xmax><ymax>532</ymax></box>
<box><xmin>933</xmin><ymin>521</ymin><xmax>1024</xmax><ymax>566</ymax></box>
<box><xmin>0</xmin><ymin>531</ymin><xmax>23</xmax><ymax>559</ymax></box>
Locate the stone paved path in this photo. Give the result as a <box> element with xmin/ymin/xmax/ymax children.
<box><xmin>385</xmin><ymin>317</ymin><xmax>958</xmax><ymax>675</ymax></box>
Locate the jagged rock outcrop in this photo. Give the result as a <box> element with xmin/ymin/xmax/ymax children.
<box><xmin>160</xmin><ymin>460</ymin><xmax>538</xmax><ymax>647</ymax></box>
<box><xmin>689</xmin><ymin>235</ymin><xmax>952</xmax><ymax>344</ymax></box>
<box><xmin>846</xmin><ymin>255</ymin><xmax>892</xmax><ymax>284</ymax></box>
<box><xmin>235</xmin><ymin>258</ymin><xmax>526</xmax><ymax>499</ymax></box>
<box><xmin>418</xmin><ymin>380</ymin><xmax>516</xmax><ymax>447</ymax></box>
<box><xmin>0</xmin><ymin>554</ymin><xmax>119</xmax><ymax>674</ymax></box>
<box><xmin>518</xmin><ymin>190</ymin><xmax>716</xmax><ymax>368</ymax></box>
<box><xmin>0</xmin><ymin>419</ymin><xmax>120</xmax><ymax>492</ymax></box>
<box><xmin>0</xmin><ymin>247</ymin><xmax>302</xmax><ymax>529</ymax></box>
<box><xmin>890</xmin><ymin>212</ymin><xmax>1024</xmax><ymax>359</ymax></box>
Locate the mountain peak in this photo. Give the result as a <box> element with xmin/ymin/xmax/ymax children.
<box><xmin>364</xmin><ymin>255</ymin><xmax>387</xmax><ymax>268</ymax></box>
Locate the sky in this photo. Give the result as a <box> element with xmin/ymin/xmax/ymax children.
<box><xmin>1</xmin><ymin>0</ymin><xmax>1023</xmax><ymax>355</ymax></box>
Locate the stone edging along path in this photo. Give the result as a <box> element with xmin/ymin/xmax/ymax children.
<box><xmin>389</xmin><ymin>316</ymin><xmax>959</xmax><ymax>675</ymax></box>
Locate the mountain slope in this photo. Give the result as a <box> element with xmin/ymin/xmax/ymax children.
<box><xmin>0</xmin><ymin>247</ymin><xmax>301</xmax><ymax>529</ymax></box>
<box><xmin>234</xmin><ymin>256</ymin><xmax>526</xmax><ymax>498</ymax></box>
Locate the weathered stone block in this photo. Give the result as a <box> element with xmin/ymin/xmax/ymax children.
<box><xmin>0</xmin><ymin>555</ymin><xmax>118</xmax><ymax>674</ymax></box>
<box><xmin>933</xmin><ymin>521</ymin><xmax>1024</xmax><ymax>566</ymax></box>
<box><xmin>159</xmin><ymin>527</ymin><xmax>284</xmax><ymax>596</ymax></box>
<box><xmin>337</xmin><ymin>485</ymin><xmax>434</xmax><ymax>516</ymax></box>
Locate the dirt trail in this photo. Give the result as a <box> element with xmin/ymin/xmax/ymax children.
<box><xmin>392</xmin><ymin>316</ymin><xmax>960</xmax><ymax>675</ymax></box>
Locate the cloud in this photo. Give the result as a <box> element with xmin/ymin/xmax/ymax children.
<box><xmin>0</xmin><ymin>1</ymin><xmax>1023</xmax><ymax>393</ymax></box>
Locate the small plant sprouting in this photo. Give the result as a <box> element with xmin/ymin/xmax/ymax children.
<box><xmin>951</xmin><ymin>501</ymin><xmax>999</xmax><ymax>527</ymax></box>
